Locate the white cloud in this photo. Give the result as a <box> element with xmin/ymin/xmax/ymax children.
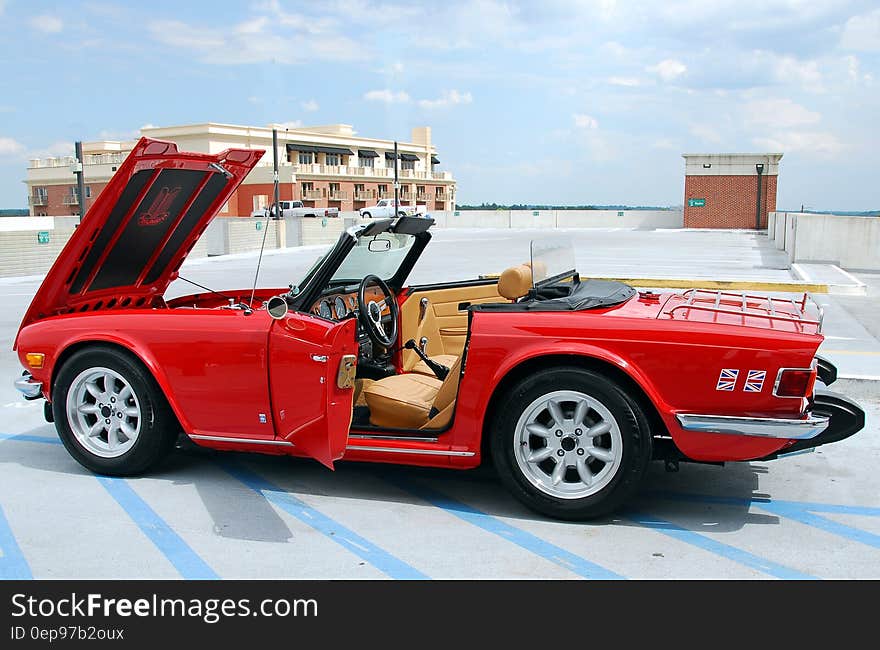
<box><xmin>771</xmin><ymin>56</ymin><xmax>823</xmax><ymax>92</ymax></box>
<box><xmin>364</xmin><ymin>89</ymin><xmax>410</xmax><ymax>103</ymax></box>
<box><xmin>140</xmin><ymin>123</ymin><xmax>157</xmax><ymax>130</ymax></box>
<box><xmin>417</xmin><ymin>90</ymin><xmax>472</xmax><ymax>109</ymax></box>
<box><xmin>752</xmin><ymin>131</ymin><xmax>843</xmax><ymax>156</ymax></box>
<box><xmin>0</xmin><ymin>137</ymin><xmax>24</xmax><ymax>156</ymax></box>
<box><xmin>28</xmin><ymin>141</ymin><xmax>75</xmax><ymax>159</ymax></box>
<box><xmin>608</xmin><ymin>76</ymin><xmax>641</xmax><ymax>87</ymax></box>
<box><xmin>743</xmin><ymin>98</ymin><xmax>821</xmax><ymax>129</ymax></box>
<box><xmin>30</xmin><ymin>15</ymin><xmax>64</xmax><ymax>33</ymax></box>
<box><xmin>841</xmin><ymin>9</ymin><xmax>880</xmax><ymax>52</ymax></box>
<box><xmin>573</xmin><ymin>114</ymin><xmax>599</xmax><ymax>129</ymax></box>
<box><xmin>300</xmin><ymin>99</ymin><xmax>319</xmax><ymax>112</ymax></box>
<box><xmin>647</xmin><ymin>59</ymin><xmax>686</xmax><ymax>82</ymax></box>
<box><xmin>689</xmin><ymin>124</ymin><xmax>723</xmax><ymax>145</ymax></box>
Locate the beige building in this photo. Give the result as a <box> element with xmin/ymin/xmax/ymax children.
<box><xmin>25</xmin><ymin>122</ymin><xmax>456</xmax><ymax>217</ymax></box>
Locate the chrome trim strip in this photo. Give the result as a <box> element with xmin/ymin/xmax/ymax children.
<box><xmin>14</xmin><ymin>375</ymin><xmax>42</xmax><ymax>399</ymax></box>
<box><xmin>349</xmin><ymin>434</ymin><xmax>439</xmax><ymax>443</ymax></box>
<box><xmin>189</xmin><ymin>434</ymin><xmax>294</xmax><ymax>446</ymax></box>
<box><xmin>346</xmin><ymin>445</ymin><xmax>475</xmax><ymax>457</ymax></box>
<box><xmin>675</xmin><ymin>412</ymin><xmax>829</xmax><ymax>440</ymax></box>
<box><xmin>773</xmin><ymin>366</ymin><xmax>814</xmax><ymax>399</ymax></box>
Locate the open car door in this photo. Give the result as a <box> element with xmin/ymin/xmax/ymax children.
<box><xmin>268</xmin><ymin>313</ymin><xmax>358</xmax><ymax>469</ymax></box>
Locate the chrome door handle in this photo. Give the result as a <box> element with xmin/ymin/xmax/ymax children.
<box><xmin>311</xmin><ymin>354</ymin><xmax>328</xmax><ymax>363</ymax></box>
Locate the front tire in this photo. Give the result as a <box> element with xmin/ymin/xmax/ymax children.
<box><xmin>491</xmin><ymin>367</ymin><xmax>652</xmax><ymax>520</ymax></box>
<box><xmin>52</xmin><ymin>346</ymin><xmax>178</xmax><ymax>476</ymax></box>
<box><xmin>362</xmin><ymin>212</ymin><xmax>371</xmax><ymax>219</ymax></box>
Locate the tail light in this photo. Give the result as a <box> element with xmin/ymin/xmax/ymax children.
<box><xmin>773</xmin><ymin>366</ymin><xmax>817</xmax><ymax>398</ymax></box>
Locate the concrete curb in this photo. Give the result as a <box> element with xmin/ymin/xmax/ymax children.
<box><xmin>590</xmin><ymin>277</ymin><xmax>829</xmax><ymax>293</ymax></box>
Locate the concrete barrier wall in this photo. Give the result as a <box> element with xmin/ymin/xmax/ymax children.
<box><xmin>0</xmin><ymin>208</ymin><xmax>682</xmax><ymax>277</ymax></box>
<box><xmin>421</xmin><ymin>209</ymin><xmax>682</xmax><ymax>229</ymax></box>
<box><xmin>0</xmin><ymin>217</ymin><xmax>79</xmax><ymax>276</ymax></box>
<box><xmin>768</xmin><ymin>211</ymin><xmax>880</xmax><ymax>271</ymax></box>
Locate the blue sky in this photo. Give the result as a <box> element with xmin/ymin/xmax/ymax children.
<box><xmin>0</xmin><ymin>0</ymin><xmax>878</xmax><ymax>210</ymax></box>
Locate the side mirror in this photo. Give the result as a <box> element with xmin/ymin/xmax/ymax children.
<box><xmin>266</xmin><ymin>295</ymin><xmax>289</xmax><ymax>319</ymax></box>
<box><xmin>368</xmin><ymin>238</ymin><xmax>392</xmax><ymax>252</ymax></box>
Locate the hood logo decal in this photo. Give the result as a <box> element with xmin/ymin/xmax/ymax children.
<box><xmin>138</xmin><ymin>186</ymin><xmax>182</xmax><ymax>226</ymax></box>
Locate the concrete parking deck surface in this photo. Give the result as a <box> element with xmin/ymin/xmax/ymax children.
<box><xmin>0</xmin><ymin>227</ymin><xmax>877</xmax><ymax>579</ymax></box>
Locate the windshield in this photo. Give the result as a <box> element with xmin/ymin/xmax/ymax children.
<box><xmin>331</xmin><ymin>232</ymin><xmax>416</xmax><ymax>283</ymax></box>
<box><xmin>530</xmin><ymin>238</ymin><xmax>577</xmax><ymax>287</ymax></box>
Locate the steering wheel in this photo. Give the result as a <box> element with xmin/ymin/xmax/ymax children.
<box><xmin>357</xmin><ymin>274</ymin><xmax>399</xmax><ymax>349</ymax></box>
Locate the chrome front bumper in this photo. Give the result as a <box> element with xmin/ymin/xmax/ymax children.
<box><xmin>14</xmin><ymin>372</ymin><xmax>43</xmax><ymax>400</ymax></box>
<box><xmin>675</xmin><ymin>412</ymin><xmax>830</xmax><ymax>440</ymax></box>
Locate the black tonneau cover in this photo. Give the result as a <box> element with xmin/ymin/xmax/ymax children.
<box><xmin>473</xmin><ymin>278</ymin><xmax>636</xmax><ymax>312</ymax></box>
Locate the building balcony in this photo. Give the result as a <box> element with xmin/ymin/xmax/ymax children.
<box><xmin>435</xmin><ymin>192</ymin><xmax>447</xmax><ymax>202</ymax></box>
<box><xmin>378</xmin><ymin>191</ymin><xmax>392</xmax><ymax>200</ymax></box>
<box><xmin>302</xmin><ymin>189</ymin><xmax>324</xmax><ymax>200</ymax></box>
<box><xmin>328</xmin><ymin>191</ymin><xmax>348</xmax><ymax>200</ymax></box>
<box><xmin>398</xmin><ymin>193</ymin><xmax>413</xmax><ymax>202</ymax></box>
<box><xmin>354</xmin><ymin>191</ymin><xmax>375</xmax><ymax>201</ymax></box>
<box><xmin>28</xmin><ymin>195</ymin><xmax>48</xmax><ymax>206</ymax></box>
<box><xmin>416</xmin><ymin>194</ymin><xmax>428</xmax><ymax>203</ymax></box>
<box><xmin>290</xmin><ymin>163</ymin><xmax>442</xmax><ymax>181</ymax></box>
<box><xmin>62</xmin><ymin>194</ymin><xmax>80</xmax><ymax>205</ymax></box>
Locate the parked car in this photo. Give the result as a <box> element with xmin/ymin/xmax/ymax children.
<box><xmin>13</xmin><ymin>137</ymin><xmax>865</xmax><ymax>520</ymax></box>
<box><xmin>250</xmin><ymin>200</ymin><xmax>338</xmax><ymax>219</ymax></box>
<box><xmin>359</xmin><ymin>199</ymin><xmax>426</xmax><ymax>219</ymax></box>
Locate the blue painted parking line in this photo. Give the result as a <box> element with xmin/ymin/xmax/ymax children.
<box><xmin>96</xmin><ymin>477</ymin><xmax>219</xmax><ymax>580</ymax></box>
<box><xmin>218</xmin><ymin>460</ymin><xmax>428</xmax><ymax>580</ymax></box>
<box><xmin>625</xmin><ymin>510</ymin><xmax>816</xmax><ymax>579</ymax></box>
<box><xmin>0</xmin><ymin>504</ymin><xmax>31</xmax><ymax>579</ymax></box>
<box><xmin>651</xmin><ymin>490</ymin><xmax>880</xmax><ymax>549</ymax></box>
<box><xmin>0</xmin><ymin>432</ymin><xmax>61</xmax><ymax>444</ymax></box>
<box><xmin>384</xmin><ymin>476</ymin><xmax>624</xmax><ymax>580</ymax></box>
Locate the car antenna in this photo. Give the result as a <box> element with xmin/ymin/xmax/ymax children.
<box><xmin>248</xmin><ymin>127</ymin><xmax>279</xmax><ymax>310</ymax></box>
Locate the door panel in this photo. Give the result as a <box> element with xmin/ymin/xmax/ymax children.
<box><xmin>268</xmin><ymin>313</ymin><xmax>357</xmax><ymax>468</ymax></box>
<box><xmin>399</xmin><ymin>282</ymin><xmax>501</xmax><ymax>369</ymax></box>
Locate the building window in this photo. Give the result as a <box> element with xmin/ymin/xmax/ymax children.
<box><xmin>84</xmin><ymin>186</ymin><xmax>92</xmax><ymax>199</ymax></box>
<box><xmin>298</xmin><ymin>152</ymin><xmax>314</xmax><ymax>165</ymax></box>
<box><xmin>401</xmin><ymin>159</ymin><xmax>415</xmax><ymax>170</ymax></box>
<box><xmin>359</xmin><ymin>156</ymin><xmax>374</xmax><ymax>168</ymax></box>
<box><xmin>253</xmin><ymin>195</ymin><xmax>269</xmax><ymax>211</ymax></box>
<box><xmin>325</xmin><ymin>153</ymin><xmax>341</xmax><ymax>166</ymax></box>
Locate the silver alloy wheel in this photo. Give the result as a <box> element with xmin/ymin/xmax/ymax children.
<box><xmin>513</xmin><ymin>390</ymin><xmax>623</xmax><ymax>499</ymax></box>
<box><xmin>65</xmin><ymin>367</ymin><xmax>142</xmax><ymax>458</ymax></box>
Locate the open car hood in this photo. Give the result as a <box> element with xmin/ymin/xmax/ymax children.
<box><xmin>17</xmin><ymin>137</ymin><xmax>263</xmax><ymax>335</ymax></box>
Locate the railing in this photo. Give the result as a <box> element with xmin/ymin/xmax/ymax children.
<box><xmin>328</xmin><ymin>191</ymin><xmax>348</xmax><ymax>200</ymax></box>
<box><xmin>378</xmin><ymin>191</ymin><xmax>392</xmax><ymax>199</ymax></box>
<box><xmin>354</xmin><ymin>191</ymin><xmax>375</xmax><ymax>201</ymax></box>
<box><xmin>416</xmin><ymin>194</ymin><xmax>428</xmax><ymax>202</ymax></box>
<box><xmin>302</xmin><ymin>189</ymin><xmax>324</xmax><ymax>200</ymax></box>
<box><xmin>398</xmin><ymin>193</ymin><xmax>413</xmax><ymax>202</ymax></box>
<box><xmin>28</xmin><ymin>195</ymin><xmax>48</xmax><ymax>206</ymax></box>
<box><xmin>62</xmin><ymin>194</ymin><xmax>80</xmax><ymax>205</ymax></box>
<box><xmin>668</xmin><ymin>289</ymin><xmax>824</xmax><ymax>333</ymax></box>
<box><xmin>434</xmin><ymin>192</ymin><xmax>447</xmax><ymax>201</ymax></box>
<box><xmin>29</xmin><ymin>153</ymin><xmax>126</xmax><ymax>169</ymax></box>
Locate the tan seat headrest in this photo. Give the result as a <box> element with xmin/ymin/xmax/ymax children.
<box><xmin>498</xmin><ymin>264</ymin><xmax>533</xmax><ymax>301</ymax></box>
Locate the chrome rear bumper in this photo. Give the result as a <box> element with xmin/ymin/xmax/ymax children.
<box><xmin>675</xmin><ymin>412</ymin><xmax>830</xmax><ymax>440</ymax></box>
<box><xmin>14</xmin><ymin>372</ymin><xmax>43</xmax><ymax>400</ymax></box>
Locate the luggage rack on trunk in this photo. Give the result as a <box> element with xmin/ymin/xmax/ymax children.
<box><xmin>667</xmin><ymin>289</ymin><xmax>824</xmax><ymax>333</ymax></box>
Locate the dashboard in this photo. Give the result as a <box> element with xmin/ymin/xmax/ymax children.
<box><xmin>309</xmin><ymin>286</ymin><xmax>389</xmax><ymax>321</ymax></box>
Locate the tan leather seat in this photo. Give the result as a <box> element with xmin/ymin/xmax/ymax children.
<box><xmin>498</xmin><ymin>264</ymin><xmax>534</xmax><ymax>301</ymax></box>
<box><xmin>411</xmin><ymin>353</ymin><xmax>458</xmax><ymax>377</ymax></box>
<box><xmin>364</xmin><ymin>357</ymin><xmax>463</xmax><ymax>429</ymax></box>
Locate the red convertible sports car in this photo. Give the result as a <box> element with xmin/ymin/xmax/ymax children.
<box><xmin>13</xmin><ymin>138</ymin><xmax>865</xmax><ymax>520</ymax></box>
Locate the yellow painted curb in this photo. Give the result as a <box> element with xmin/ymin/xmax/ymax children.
<box><xmin>590</xmin><ymin>277</ymin><xmax>829</xmax><ymax>293</ymax></box>
<box><xmin>480</xmin><ymin>274</ymin><xmax>828</xmax><ymax>293</ymax></box>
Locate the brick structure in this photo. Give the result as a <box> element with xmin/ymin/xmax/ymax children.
<box><xmin>25</xmin><ymin>123</ymin><xmax>456</xmax><ymax>217</ymax></box>
<box><xmin>683</xmin><ymin>153</ymin><xmax>782</xmax><ymax>229</ymax></box>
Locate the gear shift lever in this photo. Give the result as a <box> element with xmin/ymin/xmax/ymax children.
<box><xmin>403</xmin><ymin>339</ymin><xmax>449</xmax><ymax>381</ymax></box>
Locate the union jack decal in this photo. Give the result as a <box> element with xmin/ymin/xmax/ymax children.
<box><xmin>744</xmin><ymin>370</ymin><xmax>766</xmax><ymax>393</ymax></box>
<box><xmin>716</xmin><ymin>368</ymin><xmax>739</xmax><ymax>391</ymax></box>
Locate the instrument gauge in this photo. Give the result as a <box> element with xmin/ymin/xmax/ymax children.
<box><xmin>318</xmin><ymin>300</ymin><xmax>333</xmax><ymax>319</ymax></box>
<box><xmin>334</xmin><ymin>296</ymin><xmax>348</xmax><ymax>318</ymax></box>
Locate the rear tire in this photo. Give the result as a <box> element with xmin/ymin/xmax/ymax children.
<box><xmin>491</xmin><ymin>367</ymin><xmax>652</xmax><ymax>520</ymax></box>
<box><xmin>52</xmin><ymin>346</ymin><xmax>178</xmax><ymax>476</ymax></box>
<box><xmin>362</xmin><ymin>212</ymin><xmax>371</xmax><ymax>219</ymax></box>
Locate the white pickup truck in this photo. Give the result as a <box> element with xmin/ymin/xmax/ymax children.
<box><xmin>359</xmin><ymin>199</ymin><xmax>427</xmax><ymax>219</ymax></box>
<box><xmin>250</xmin><ymin>200</ymin><xmax>339</xmax><ymax>219</ymax></box>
